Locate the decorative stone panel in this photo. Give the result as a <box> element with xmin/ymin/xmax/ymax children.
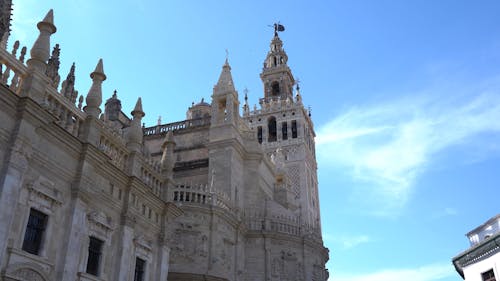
<box><xmin>87</xmin><ymin>210</ymin><xmax>114</xmax><ymax>242</ymax></box>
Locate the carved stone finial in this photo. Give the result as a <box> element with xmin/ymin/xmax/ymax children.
<box><xmin>126</xmin><ymin>98</ymin><xmax>145</xmax><ymax>152</ymax></box>
<box><xmin>11</xmin><ymin>40</ymin><xmax>18</xmax><ymax>55</ymax></box>
<box><xmin>77</xmin><ymin>95</ymin><xmax>83</xmax><ymax>109</ymax></box>
<box><xmin>61</xmin><ymin>62</ymin><xmax>76</xmax><ymax>99</ymax></box>
<box><xmin>84</xmin><ymin>59</ymin><xmax>106</xmax><ymax>118</ymax></box>
<box><xmin>28</xmin><ymin>9</ymin><xmax>56</xmax><ymax>72</ymax></box>
<box><xmin>19</xmin><ymin>46</ymin><xmax>27</xmax><ymax>63</ymax></box>
<box><xmin>160</xmin><ymin>130</ymin><xmax>176</xmax><ymax>171</ymax></box>
<box><xmin>131</xmin><ymin>97</ymin><xmax>145</xmax><ymax>119</ymax></box>
<box><xmin>46</xmin><ymin>43</ymin><xmax>61</xmax><ymax>88</ymax></box>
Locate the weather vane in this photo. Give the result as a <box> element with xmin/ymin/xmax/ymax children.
<box><xmin>225</xmin><ymin>49</ymin><xmax>229</xmax><ymax>61</ymax></box>
<box><xmin>270</xmin><ymin>22</ymin><xmax>285</xmax><ymax>36</ymax></box>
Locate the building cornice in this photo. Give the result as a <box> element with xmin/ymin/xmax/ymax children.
<box><xmin>452</xmin><ymin>232</ymin><xmax>500</xmax><ymax>279</ymax></box>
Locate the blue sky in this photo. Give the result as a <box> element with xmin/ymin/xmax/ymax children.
<box><xmin>10</xmin><ymin>1</ymin><xmax>500</xmax><ymax>280</ymax></box>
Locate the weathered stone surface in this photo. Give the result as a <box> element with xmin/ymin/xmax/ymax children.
<box><xmin>0</xmin><ymin>6</ymin><xmax>328</xmax><ymax>281</ymax></box>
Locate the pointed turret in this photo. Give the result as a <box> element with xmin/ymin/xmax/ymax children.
<box><xmin>28</xmin><ymin>9</ymin><xmax>56</xmax><ymax>72</ymax></box>
<box><xmin>84</xmin><ymin>59</ymin><xmax>106</xmax><ymax>118</ymax></box>
<box><xmin>213</xmin><ymin>58</ymin><xmax>236</xmax><ymax>96</ymax></box>
<box><xmin>211</xmin><ymin>58</ymin><xmax>239</xmax><ymax>125</ymax></box>
<box><xmin>126</xmin><ymin>97</ymin><xmax>145</xmax><ymax>152</ymax></box>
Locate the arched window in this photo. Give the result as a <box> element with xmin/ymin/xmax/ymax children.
<box><xmin>282</xmin><ymin>122</ymin><xmax>288</xmax><ymax>140</ymax></box>
<box><xmin>257</xmin><ymin>126</ymin><xmax>263</xmax><ymax>144</ymax></box>
<box><xmin>271</xmin><ymin>82</ymin><xmax>280</xmax><ymax>96</ymax></box>
<box><xmin>291</xmin><ymin>120</ymin><xmax>298</xmax><ymax>138</ymax></box>
<box><xmin>268</xmin><ymin>117</ymin><xmax>277</xmax><ymax>142</ymax></box>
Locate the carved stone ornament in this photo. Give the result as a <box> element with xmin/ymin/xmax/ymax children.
<box><xmin>87</xmin><ymin>211</ymin><xmax>114</xmax><ymax>240</ymax></box>
<box><xmin>10</xmin><ymin>138</ymin><xmax>33</xmax><ymax>172</ymax></box>
<box><xmin>27</xmin><ymin>176</ymin><xmax>62</xmax><ymax>212</ymax></box>
<box><xmin>134</xmin><ymin>235</ymin><xmax>152</xmax><ymax>259</ymax></box>
<box><xmin>270</xmin><ymin>250</ymin><xmax>301</xmax><ymax>281</ymax></box>
<box><xmin>10</xmin><ymin>268</ymin><xmax>46</xmax><ymax>281</ymax></box>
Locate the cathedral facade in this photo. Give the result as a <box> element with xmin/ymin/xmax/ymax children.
<box><xmin>0</xmin><ymin>4</ymin><xmax>328</xmax><ymax>281</ymax></box>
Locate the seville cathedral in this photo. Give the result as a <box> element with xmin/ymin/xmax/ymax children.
<box><xmin>0</xmin><ymin>2</ymin><xmax>329</xmax><ymax>281</ymax></box>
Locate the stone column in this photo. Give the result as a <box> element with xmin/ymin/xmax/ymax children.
<box><xmin>59</xmin><ymin>199</ymin><xmax>87</xmax><ymax>280</ymax></box>
<box><xmin>116</xmin><ymin>217</ymin><xmax>134</xmax><ymax>280</ymax></box>
<box><xmin>0</xmin><ymin>138</ymin><xmax>32</xmax><ymax>266</ymax></box>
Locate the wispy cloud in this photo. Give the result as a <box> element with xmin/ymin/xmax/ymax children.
<box><xmin>333</xmin><ymin>263</ymin><xmax>455</xmax><ymax>281</ymax></box>
<box><xmin>432</xmin><ymin>207</ymin><xmax>458</xmax><ymax>219</ymax></box>
<box><xmin>336</xmin><ymin>235</ymin><xmax>372</xmax><ymax>249</ymax></box>
<box><xmin>317</xmin><ymin>76</ymin><xmax>500</xmax><ymax>216</ymax></box>
<box><xmin>323</xmin><ymin>232</ymin><xmax>372</xmax><ymax>249</ymax></box>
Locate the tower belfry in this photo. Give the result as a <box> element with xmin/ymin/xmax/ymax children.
<box><xmin>261</xmin><ymin>26</ymin><xmax>295</xmax><ymax>100</ymax></box>
<box><xmin>245</xmin><ymin>27</ymin><xmax>320</xmax><ymax>228</ymax></box>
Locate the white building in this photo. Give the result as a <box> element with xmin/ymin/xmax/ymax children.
<box><xmin>453</xmin><ymin>214</ymin><xmax>500</xmax><ymax>281</ymax></box>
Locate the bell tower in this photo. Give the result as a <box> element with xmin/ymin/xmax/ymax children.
<box><xmin>244</xmin><ymin>27</ymin><xmax>321</xmax><ymax>229</ymax></box>
<box><xmin>261</xmin><ymin>30</ymin><xmax>295</xmax><ymax>100</ymax></box>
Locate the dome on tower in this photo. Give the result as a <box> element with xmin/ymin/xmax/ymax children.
<box><xmin>186</xmin><ymin>98</ymin><xmax>211</xmax><ymax>120</ymax></box>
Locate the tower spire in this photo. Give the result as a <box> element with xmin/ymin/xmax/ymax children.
<box><xmin>213</xmin><ymin>58</ymin><xmax>235</xmax><ymax>96</ymax></box>
<box><xmin>260</xmin><ymin>26</ymin><xmax>295</xmax><ymax>100</ymax></box>
<box><xmin>211</xmin><ymin>58</ymin><xmax>239</xmax><ymax>125</ymax></box>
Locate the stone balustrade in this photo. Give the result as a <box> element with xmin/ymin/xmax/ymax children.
<box><xmin>143</xmin><ymin>117</ymin><xmax>211</xmax><ymax>136</ymax></box>
<box><xmin>1</xmin><ymin>40</ymin><xmax>88</xmax><ymax>139</ymax></box>
<box><xmin>98</xmin><ymin>134</ymin><xmax>128</xmax><ymax>170</ymax></box>
<box><xmin>243</xmin><ymin>212</ymin><xmax>321</xmax><ymax>238</ymax></box>
<box><xmin>140</xmin><ymin>158</ymin><xmax>162</xmax><ymax>197</ymax></box>
<box><xmin>44</xmin><ymin>86</ymin><xmax>85</xmax><ymax>137</ymax></box>
<box><xmin>0</xmin><ymin>41</ymin><xmax>28</xmax><ymax>93</ymax></box>
<box><xmin>245</xmin><ymin>95</ymin><xmax>298</xmax><ymax>116</ymax></box>
<box><xmin>170</xmin><ymin>183</ymin><xmax>233</xmax><ymax>211</ymax></box>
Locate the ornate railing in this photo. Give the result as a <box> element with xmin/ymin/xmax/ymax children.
<box><xmin>143</xmin><ymin>117</ymin><xmax>211</xmax><ymax>136</ymax></box>
<box><xmin>1</xmin><ymin>41</ymin><xmax>88</xmax><ymax>138</ymax></box>
<box><xmin>170</xmin><ymin>183</ymin><xmax>233</xmax><ymax>211</ymax></box>
<box><xmin>140</xmin><ymin>157</ymin><xmax>162</xmax><ymax>197</ymax></box>
<box><xmin>0</xmin><ymin>41</ymin><xmax>28</xmax><ymax>93</ymax></box>
<box><xmin>243</xmin><ymin>212</ymin><xmax>321</xmax><ymax>238</ymax></box>
<box><xmin>97</xmin><ymin>133</ymin><xmax>128</xmax><ymax>170</ymax></box>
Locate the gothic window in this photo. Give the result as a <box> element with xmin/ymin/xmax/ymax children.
<box><xmin>291</xmin><ymin>120</ymin><xmax>298</xmax><ymax>138</ymax></box>
<box><xmin>268</xmin><ymin>117</ymin><xmax>277</xmax><ymax>142</ymax></box>
<box><xmin>257</xmin><ymin>126</ymin><xmax>263</xmax><ymax>144</ymax></box>
<box><xmin>22</xmin><ymin>209</ymin><xmax>48</xmax><ymax>255</ymax></box>
<box><xmin>282</xmin><ymin>122</ymin><xmax>288</xmax><ymax>140</ymax></box>
<box><xmin>271</xmin><ymin>81</ymin><xmax>280</xmax><ymax>96</ymax></box>
<box><xmin>273</xmin><ymin>57</ymin><xmax>277</xmax><ymax>66</ymax></box>
<box><xmin>482</xmin><ymin>269</ymin><xmax>496</xmax><ymax>281</ymax></box>
<box><xmin>86</xmin><ymin>237</ymin><xmax>104</xmax><ymax>276</ymax></box>
<box><xmin>134</xmin><ymin>257</ymin><xmax>146</xmax><ymax>281</ymax></box>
